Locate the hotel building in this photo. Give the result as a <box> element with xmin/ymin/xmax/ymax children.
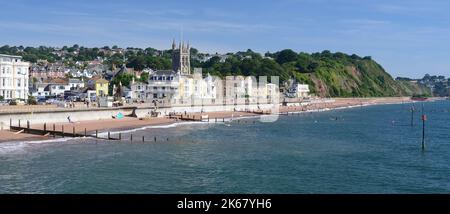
<box><xmin>0</xmin><ymin>54</ymin><xmax>30</xmax><ymax>100</ymax></box>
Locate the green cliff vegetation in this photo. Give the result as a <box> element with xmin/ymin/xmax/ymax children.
<box><xmin>201</xmin><ymin>49</ymin><xmax>430</xmax><ymax>97</ymax></box>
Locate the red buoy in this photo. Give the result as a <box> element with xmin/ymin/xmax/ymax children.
<box><xmin>422</xmin><ymin>115</ymin><xmax>427</xmax><ymax>121</ymax></box>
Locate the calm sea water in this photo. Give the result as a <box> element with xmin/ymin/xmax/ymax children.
<box><xmin>1</xmin><ymin>100</ymin><xmax>450</xmax><ymax>193</ymax></box>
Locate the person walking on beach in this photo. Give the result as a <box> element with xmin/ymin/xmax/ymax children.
<box><xmin>67</xmin><ymin>116</ymin><xmax>72</xmax><ymax>123</ymax></box>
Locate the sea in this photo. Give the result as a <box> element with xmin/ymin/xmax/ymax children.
<box><xmin>1</xmin><ymin>100</ymin><xmax>449</xmax><ymax>193</ymax></box>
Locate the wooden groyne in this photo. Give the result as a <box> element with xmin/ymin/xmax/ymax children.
<box><xmin>8</xmin><ymin>119</ymin><xmax>120</xmax><ymax>140</ymax></box>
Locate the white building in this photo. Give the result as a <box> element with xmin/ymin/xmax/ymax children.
<box><xmin>0</xmin><ymin>54</ymin><xmax>30</xmax><ymax>100</ymax></box>
<box><xmin>69</xmin><ymin>78</ymin><xmax>85</xmax><ymax>90</ymax></box>
<box><xmin>266</xmin><ymin>83</ymin><xmax>280</xmax><ymax>103</ymax></box>
<box><xmin>31</xmin><ymin>83</ymin><xmax>50</xmax><ymax>98</ymax></box>
<box><xmin>48</xmin><ymin>82</ymin><xmax>71</xmax><ymax>97</ymax></box>
<box><xmin>130</xmin><ymin>78</ymin><xmax>147</xmax><ymax>101</ymax></box>
<box><xmin>146</xmin><ymin>70</ymin><xmax>180</xmax><ymax>101</ymax></box>
<box><xmin>204</xmin><ymin>73</ymin><xmax>222</xmax><ymax>100</ymax></box>
<box><xmin>296</xmin><ymin>84</ymin><xmax>310</xmax><ymax>98</ymax></box>
<box><xmin>225</xmin><ymin>76</ymin><xmax>246</xmax><ymax>105</ymax></box>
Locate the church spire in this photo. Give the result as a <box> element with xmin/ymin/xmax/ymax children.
<box><xmin>172</xmin><ymin>39</ymin><xmax>176</xmax><ymax>50</ymax></box>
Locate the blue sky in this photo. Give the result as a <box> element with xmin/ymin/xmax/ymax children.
<box><xmin>1</xmin><ymin>0</ymin><xmax>449</xmax><ymax>78</ymax></box>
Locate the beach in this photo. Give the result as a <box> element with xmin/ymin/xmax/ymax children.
<box><xmin>0</xmin><ymin>97</ymin><xmax>422</xmax><ymax>143</ymax></box>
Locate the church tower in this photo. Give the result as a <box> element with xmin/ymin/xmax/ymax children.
<box><xmin>172</xmin><ymin>39</ymin><xmax>190</xmax><ymax>75</ymax></box>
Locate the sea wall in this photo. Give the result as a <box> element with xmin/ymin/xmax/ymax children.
<box><xmin>0</xmin><ymin>108</ymin><xmax>136</xmax><ymax>130</ymax></box>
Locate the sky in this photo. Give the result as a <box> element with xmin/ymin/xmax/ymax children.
<box><xmin>1</xmin><ymin>0</ymin><xmax>449</xmax><ymax>78</ymax></box>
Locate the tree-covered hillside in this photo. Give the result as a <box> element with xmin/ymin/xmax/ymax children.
<box><xmin>0</xmin><ymin>45</ymin><xmax>430</xmax><ymax>97</ymax></box>
<box><xmin>200</xmin><ymin>49</ymin><xmax>430</xmax><ymax>97</ymax></box>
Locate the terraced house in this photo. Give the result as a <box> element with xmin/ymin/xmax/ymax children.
<box><xmin>0</xmin><ymin>54</ymin><xmax>29</xmax><ymax>100</ymax></box>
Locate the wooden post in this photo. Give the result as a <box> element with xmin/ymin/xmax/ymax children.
<box><xmin>223</xmin><ymin>118</ymin><xmax>225</xmax><ymax>122</ymax></box>
<box><xmin>108</xmin><ymin>131</ymin><xmax>110</xmax><ymax>140</ymax></box>
<box><xmin>130</xmin><ymin>134</ymin><xmax>133</xmax><ymax>142</ymax></box>
<box><xmin>119</xmin><ymin>133</ymin><xmax>121</xmax><ymax>140</ymax></box>
<box><xmin>142</xmin><ymin>136</ymin><xmax>145</xmax><ymax>142</ymax></box>
<box><xmin>44</xmin><ymin>123</ymin><xmax>47</xmax><ymax>132</ymax></box>
<box><xmin>95</xmin><ymin>130</ymin><xmax>98</xmax><ymax>138</ymax></box>
<box><xmin>84</xmin><ymin>128</ymin><xmax>87</xmax><ymax>137</ymax></box>
<box><xmin>53</xmin><ymin>124</ymin><xmax>56</xmax><ymax>138</ymax></box>
<box><xmin>73</xmin><ymin>126</ymin><xmax>75</xmax><ymax>137</ymax></box>
<box><xmin>62</xmin><ymin>125</ymin><xmax>64</xmax><ymax>138</ymax></box>
<box><xmin>215</xmin><ymin>117</ymin><xmax>217</xmax><ymax>123</ymax></box>
<box><xmin>27</xmin><ymin>121</ymin><xmax>30</xmax><ymax>133</ymax></box>
<box><xmin>422</xmin><ymin>104</ymin><xmax>426</xmax><ymax>150</ymax></box>
<box><xmin>154</xmin><ymin>136</ymin><xmax>156</xmax><ymax>142</ymax></box>
<box><xmin>18</xmin><ymin>119</ymin><xmax>21</xmax><ymax>128</ymax></box>
<box><xmin>10</xmin><ymin>118</ymin><xmax>12</xmax><ymax>130</ymax></box>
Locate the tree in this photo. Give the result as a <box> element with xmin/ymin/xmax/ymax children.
<box><xmin>28</xmin><ymin>96</ymin><xmax>37</xmax><ymax>105</ymax></box>
<box><xmin>126</xmin><ymin>55</ymin><xmax>146</xmax><ymax>71</ymax></box>
<box><xmin>0</xmin><ymin>96</ymin><xmax>3</xmax><ymax>101</ymax></box>
<box><xmin>139</xmin><ymin>72</ymin><xmax>149</xmax><ymax>82</ymax></box>
<box><xmin>275</xmin><ymin>49</ymin><xmax>298</xmax><ymax>64</ymax></box>
<box><xmin>111</xmin><ymin>73</ymin><xmax>136</xmax><ymax>88</ymax></box>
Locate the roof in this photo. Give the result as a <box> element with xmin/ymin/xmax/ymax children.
<box><xmin>150</xmin><ymin>70</ymin><xmax>177</xmax><ymax>76</ymax></box>
<box><xmin>0</xmin><ymin>54</ymin><xmax>22</xmax><ymax>59</ymax></box>
<box><xmin>96</xmin><ymin>78</ymin><xmax>109</xmax><ymax>84</ymax></box>
<box><xmin>47</xmin><ymin>78</ymin><xmax>69</xmax><ymax>84</ymax></box>
<box><xmin>69</xmin><ymin>79</ymin><xmax>83</xmax><ymax>83</ymax></box>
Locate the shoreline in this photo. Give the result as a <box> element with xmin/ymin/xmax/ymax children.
<box><xmin>0</xmin><ymin>97</ymin><xmax>442</xmax><ymax>144</ymax></box>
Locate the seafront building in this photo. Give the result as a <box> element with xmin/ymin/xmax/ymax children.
<box><xmin>0</xmin><ymin>54</ymin><xmax>30</xmax><ymax>100</ymax></box>
<box><xmin>0</xmin><ymin>41</ymin><xmax>309</xmax><ymax>107</ymax></box>
<box><xmin>95</xmin><ymin>78</ymin><xmax>109</xmax><ymax>97</ymax></box>
<box><xmin>128</xmin><ymin>41</ymin><xmax>296</xmax><ymax>107</ymax></box>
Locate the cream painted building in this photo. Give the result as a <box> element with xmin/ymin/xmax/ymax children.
<box><xmin>296</xmin><ymin>84</ymin><xmax>310</xmax><ymax>98</ymax></box>
<box><xmin>0</xmin><ymin>54</ymin><xmax>30</xmax><ymax>100</ymax></box>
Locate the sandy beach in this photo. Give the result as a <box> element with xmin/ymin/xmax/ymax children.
<box><xmin>0</xmin><ymin>97</ymin><xmax>423</xmax><ymax>143</ymax></box>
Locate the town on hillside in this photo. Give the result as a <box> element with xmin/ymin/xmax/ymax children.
<box><xmin>0</xmin><ymin>41</ymin><xmax>311</xmax><ymax>109</ymax></box>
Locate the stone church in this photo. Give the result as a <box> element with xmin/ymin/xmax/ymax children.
<box><xmin>171</xmin><ymin>39</ymin><xmax>191</xmax><ymax>75</ymax></box>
